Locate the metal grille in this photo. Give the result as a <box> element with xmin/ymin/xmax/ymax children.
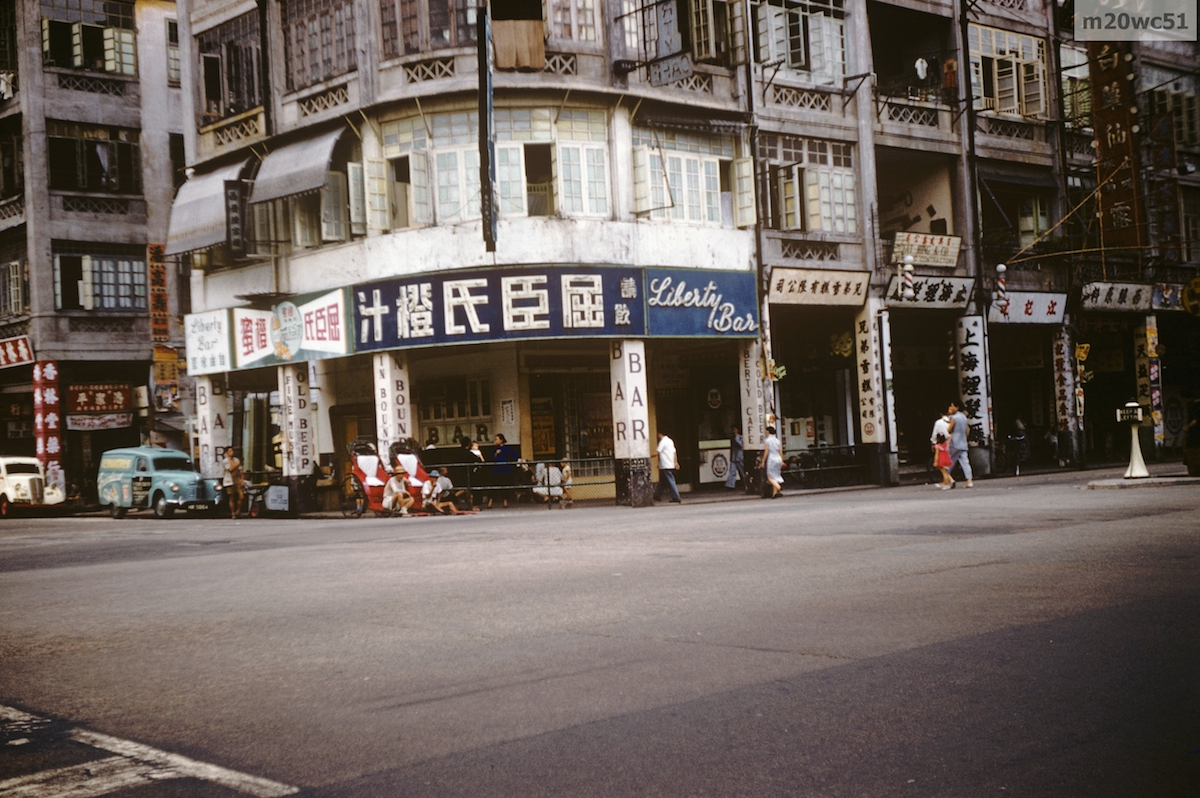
<box><xmin>404</xmin><ymin>57</ymin><xmax>455</xmax><ymax>83</ymax></box>
<box><xmin>62</xmin><ymin>196</ymin><xmax>131</xmax><ymax>215</ymax></box>
<box><xmin>885</xmin><ymin>102</ymin><xmax>939</xmax><ymax>127</ymax></box>
<box><xmin>979</xmin><ymin>116</ymin><xmax>1038</xmax><ymax>140</ymax></box>
<box><xmin>769</xmin><ymin>85</ymin><xmax>832</xmax><ymax>111</ymax></box>
<box><xmin>57</xmin><ymin>74</ymin><xmax>125</xmax><ymax>95</ymax></box>
<box><xmin>543</xmin><ymin>53</ymin><xmax>578</xmax><ymax>75</ymax></box>
<box><xmin>68</xmin><ymin>317</ymin><xmax>137</xmax><ymax>333</ymax></box>
<box><xmin>298</xmin><ymin>85</ymin><xmax>350</xmax><ymax>116</ymax></box>
<box><xmin>780</xmin><ymin>239</ymin><xmax>839</xmax><ymax>261</ymax></box>
<box><xmin>212</xmin><ymin>115</ymin><xmax>263</xmax><ymax>147</ymax></box>
<box><xmin>672</xmin><ymin>73</ymin><xmax>713</xmax><ymax>93</ymax></box>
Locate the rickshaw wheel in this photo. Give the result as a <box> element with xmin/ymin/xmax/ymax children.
<box><xmin>340</xmin><ymin>476</ymin><xmax>366</xmax><ymax>518</ymax></box>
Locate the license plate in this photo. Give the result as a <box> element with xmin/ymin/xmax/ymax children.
<box><xmin>187</xmin><ymin>503</ymin><xmax>211</xmax><ymax>512</ymax></box>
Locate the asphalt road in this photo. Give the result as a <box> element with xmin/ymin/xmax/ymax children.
<box><xmin>1</xmin><ymin>467</ymin><xmax>1198</xmax><ymax>797</ymax></box>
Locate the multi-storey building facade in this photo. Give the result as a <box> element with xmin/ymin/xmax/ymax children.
<box><xmin>0</xmin><ymin>0</ymin><xmax>188</xmax><ymax>497</ymax></box>
<box><xmin>172</xmin><ymin>0</ymin><xmax>1197</xmax><ymax>505</ymax></box>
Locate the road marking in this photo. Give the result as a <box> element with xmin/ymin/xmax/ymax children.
<box><xmin>0</xmin><ymin>705</ymin><xmax>298</xmax><ymax>798</ymax></box>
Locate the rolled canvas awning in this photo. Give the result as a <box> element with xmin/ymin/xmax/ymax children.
<box><xmin>249</xmin><ymin>127</ymin><xmax>346</xmax><ymax>205</ymax></box>
<box><xmin>164</xmin><ymin>159</ymin><xmax>251</xmax><ymax>256</ymax></box>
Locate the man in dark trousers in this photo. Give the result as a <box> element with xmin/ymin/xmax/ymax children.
<box><xmin>947</xmin><ymin>401</ymin><xmax>974</xmax><ymax>488</ymax></box>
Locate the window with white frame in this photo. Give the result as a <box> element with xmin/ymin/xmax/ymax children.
<box><xmin>52</xmin><ymin>245</ymin><xmax>147</xmax><ymax>311</ymax></box>
<box><xmin>549</xmin><ymin>0</ymin><xmax>597</xmax><ymax>41</ymax></box>
<box><xmin>621</xmin><ymin>0</ymin><xmax>745</xmax><ymax>68</ymax></box>
<box><xmin>166</xmin><ymin>20</ymin><xmax>181</xmax><ymax>86</ymax></box>
<box><xmin>40</xmin><ymin>0</ymin><xmax>136</xmax><ymax>75</ymax></box>
<box><xmin>754</xmin><ymin>0</ymin><xmax>844</xmax><ymax>84</ymax></box>
<box><xmin>1149</xmin><ymin>84</ymin><xmax>1199</xmax><ymax>148</ymax></box>
<box><xmin>633</xmin><ymin>128</ymin><xmax>755</xmax><ymax>227</ymax></box>
<box><xmin>1060</xmin><ymin>45</ymin><xmax>1090</xmax><ymax>130</ymax></box>
<box><xmin>968</xmin><ymin>24</ymin><xmax>1045</xmax><ymax>117</ymax></box>
<box><xmin>0</xmin><ymin>261</ymin><xmax>24</xmax><ymax>317</ymax></box>
<box><xmin>46</xmin><ymin>121</ymin><xmax>140</xmax><ymax>194</ymax></box>
<box><xmin>758</xmin><ymin>133</ymin><xmax>855</xmax><ymax>234</ymax></box>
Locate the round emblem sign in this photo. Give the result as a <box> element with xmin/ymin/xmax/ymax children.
<box><xmin>707</xmin><ymin>388</ymin><xmax>721</xmax><ymax>409</ymax></box>
<box><xmin>864</xmin><ymin>422</ymin><xmax>876</xmax><ymax>437</ymax></box>
<box><xmin>1184</xmin><ymin>276</ymin><xmax>1200</xmax><ymax>317</ymax></box>
<box><xmin>271</xmin><ymin>302</ymin><xmax>304</xmax><ymax>360</ymax></box>
<box><xmin>711</xmin><ymin>453</ymin><xmax>729</xmax><ymax>478</ymax></box>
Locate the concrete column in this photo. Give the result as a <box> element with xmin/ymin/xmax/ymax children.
<box><xmin>278</xmin><ymin>363</ymin><xmax>315</xmax><ymax>478</ymax></box>
<box><xmin>610</xmin><ymin>339</ymin><xmax>653</xmax><ymax>506</ymax></box>
<box><xmin>373</xmin><ymin>351</ymin><xmax>413</xmax><ymax>464</ymax></box>
<box><xmin>195</xmin><ymin>375</ymin><xmax>230</xmax><ymax>480</ymax></box>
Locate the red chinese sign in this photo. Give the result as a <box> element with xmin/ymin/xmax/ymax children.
<box><xmin>67</xmin><ymin>383</ymin><xmax>133</xmax><ymax>414</ymax></box>
<box><xmin>33</xmin><ymin>360</ymin><xmax>65</xmax><ymax>491</ymax></box>
<box><xmin>0</xmin><ymin>335</ymin><xmax>35</xmax><ymax>369</ymax></box>
<box><xmin>149</xmin><ymin>243</ymin><xmax>170</xmax><ymax>343</ymax></box>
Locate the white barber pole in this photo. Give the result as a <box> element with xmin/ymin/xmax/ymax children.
<box><xmin>278</xmin><ymin>364</ymin><xmax>315</xmax><ymax>477</ymax></box>
<box><xmin>995</xmin><ymin>264</ymin><xmax>1009</xmax><ymax>315</ymax></box>
<box><xmin>374</xmin><ymin>352</ymin><xmax>412</xmax><ymax>462</ymax></box>
<box><xmin>195</xmin><ymin>376</ymin><xmax>231</xmax><ymax>479</ymax></box>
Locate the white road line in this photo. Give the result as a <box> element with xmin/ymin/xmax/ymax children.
<box><xmin>0</xmin><ymin>706</ymin><xmax>299</xmax><ymax>798</ymax></box>
<box><xmin>71</xmin><ymin>730</ymin><xmax>299</xmax><ymax>798</ymax></box>
<box><xmin>0</xmin><ymin>754</ymin><xmax>175</xmax><ymax>798</ymax></box>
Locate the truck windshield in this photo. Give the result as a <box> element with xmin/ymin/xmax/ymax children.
<box><xmin>4</xmin><ymin>464</ymin><xmax>40</xmax><ymax>475</ymax></box>
<box><xmin>153</xmin><ymin>456</ymin><xmax>194</xmax><ymax>471</ymax></box>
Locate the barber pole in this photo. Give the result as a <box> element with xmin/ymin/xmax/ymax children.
<box><xmin>995</xmin><ymin>264</ymin><xmax>1009</xmax><ymax>314</ymax></box>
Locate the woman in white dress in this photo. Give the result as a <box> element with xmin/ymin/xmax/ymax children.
<box><xmin>758</xmin><ymin>425</ymin><xmax>784</xmax><ymax>499</ymax></box>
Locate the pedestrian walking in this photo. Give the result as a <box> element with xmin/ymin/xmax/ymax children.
<box><xmin>931</xmin><ymin>414</ymin><xmax>953</xmax><ymax>489</ymax></box>
<box><xmin>759</xmin><ymin>425</ymin><xmax>783</xmax><ymax>499</ymax></box>
<box><xmin>725</xmin><ymin>424</ymin><xmax>746</xmax><ymax>490</ymax></box>
<box><xmin>489</xmin><ymin>434</ymin><xmax>518</xmax><ymax>508</ymax></box>
<box><xmin>652</xmin><ymin>431</ymin><xmax>682</xmax><ymax>503</ymax></box>
<box><xmin>947</xmin><ymin>401</ymin><xmax>974</xmax><ymax>488</ymax></box>
<box><xmin>222</xmin><ymin>448</ymin><xmax>246</xmax><ymax>518</ymax></box>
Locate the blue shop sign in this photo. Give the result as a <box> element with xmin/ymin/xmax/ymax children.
<box><xmin>645</xmin><ymin>268</ymin><xmax>759</xmax><ymax>337</ymax></box>
<box><xmin>353</xmin><ymin>266</ymin><xmax>646</xmax><ymax>352</ymax></box>
<box><xmin>351</xmin><ymin>266</ymin><xmax>758</xmax><ymax>353</ymax></box>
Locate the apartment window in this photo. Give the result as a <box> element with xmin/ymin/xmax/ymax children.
<box><xmin>968</xmin><ymin>24</ymin><xmax>1045</xmax><ymax>117</ymax></box>
<box><xmin>621</xmin><ymin>0</ymin><xmax>745</xmax><ymax>68</ymax></box>
<box><xmin>52</xmin><ymin>245</ymin><xmax>147</xmax><ymax>311</ymax></box>
<box><xmin>381</xmin><ymin>0</ymin><xmax>476</xmax><ymax>58</ymax></box>
<box><xmin>40</xmin><ymin>0</ymin><xmax>136</xmax><ymax>74</ymax></box>
<box><xmin>166</xmin><ymin>20</ymin><xmax>181</xmax><ymax>86</ymax></box>
<box><xmin>1018</xmin><ymin>195</ymin><xmax>1048</xmax><ymax>249</ymax></box>
<box><xmin>1149</xmin><ymin>86</ymin><xmax>1199</xmax><ymax>147</ymax></box>
<box><xmin>754</xmin><ymin>0</ymin><xmax>844</xmax><ymax>84</ymax></box>
<box><xmin>0</xmin><ymin>128</ymin><xmax>21</xmax><ymax>199</ymax></box>
<box><xmin>197</xmin><ymin>12</ymin><xmax>263</xmax><ymax>122</ymax></box>
<box><xmin>1060</xmin><ymin>46</ymin><xmax>1090</xmax><ymax>129</ymax></box>
<box><xmin>549</xmin><ymin>0</ymin><xmax>597</xmax><ymax>41</ymax></box>
<box><xmin>759</xmin><ymin>134</ymin><xmax>856</xmax><ymax>234</ymax></box>
<box><xmin>47</xmin><ymin>122</ymin><xmax>140</xmax><ymax>194</ymax></box>
<box><xmin>283</xmin><ymin>0</ymin><xmax>357</xmax><ymax>92</ymax></box>
<box><xmin>633</xmin><ymin>128</ymin><xmax>754</xmax><ymax>228</ymax></box>
<box><xmin>0</xmin><ymin>261</ymin><xmax>25</xmax><ymax>317</ymax></box>
<box><xmin>0</xmin><ymin>2</ymin><xmax>17</xmax><ymax>72</ymax></box>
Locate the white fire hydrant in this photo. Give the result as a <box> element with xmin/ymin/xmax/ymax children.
<box><xmin>1117</xmin><ymin>401</ymin><xmax>1150</xmax><ymax>479</ymax></box>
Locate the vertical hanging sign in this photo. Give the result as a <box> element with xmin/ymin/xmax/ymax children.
<box><xmin>1136</xmin><ymin>317</ymin><xmax>1164</xmax><ymax>446</ymax></box>
<box><xmin>148</xmin><ymin>243</ymin><xmax>170</xmax><ymax>343</ymax></box>
<box><xmin>33</xmin><ymin>360</ymin><xmax>65</xmax><ymax>492</ymax></box>
<box><xmin>195</xmin><ymin>376</ymin><xmax>230</xmax><ymax>480</ymax></box>
<box><xmin>373</xmin><ymin>351</ymin><xmax>412</xmax><ymax>461</ymax></box>
<box><xmin>478</xmin><ymin>3</ymin><xmax>497</xmax><ymax>252</ymax></box>
<box><xmin>954</xmin><ymin>316</ymin><xmax>991</xmax><ymax>446</ymax></box>
<box><xmin>1052</xmin><ymin>328</ymin><xmax>1080</xmax><ymax>437</ymax></box>
<box><xmin>853</xmin><ymin>298</ymin><xmax>886</xmax><ymax>444</ymax></box>
<box><xmin>738</xmin><ymin>339</ymin><xmax>766</xmax><ymax>450</ymax></box>
<box><xmin>279</xmin><ymin>364</ymin><xmax>315</xmax><ymax>477</ymax></box>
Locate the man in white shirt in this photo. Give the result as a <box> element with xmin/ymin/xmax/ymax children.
<box><xmin>652</xmin><ymin>431</ymin><xmax>682</xmax><ymax>503</ymax></box>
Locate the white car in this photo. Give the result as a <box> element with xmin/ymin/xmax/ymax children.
<box><xmin>0</xmin><ymin>457</ymin><xmax>64</xmax><ymax>517</ymax></box>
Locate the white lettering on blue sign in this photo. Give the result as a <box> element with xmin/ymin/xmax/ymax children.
<box><xmin>562</xmin><ymin>275</ymin><xmax>605</xmax><ymax>328</ymax></box>
<box><xmin>647</xmin><ymin>276</ymin><xmax>759</xmax><ymax>334</ymax></box>
<box><xmin>501</xmin><ymin>276</ymin><xmax>550</xmax><ymax>331</ymax></box>
<box><xmin>444</xmin><ymin>279</ymin><xmax>491</xmax><ymax>335</ymax></box>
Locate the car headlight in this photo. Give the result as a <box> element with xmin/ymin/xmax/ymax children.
<box><xmin>169</xmin><ymin>482</ymin><xmax>181</xmax><ymax>493</ymax></box>
<box><xmin>13</xmin><ymin>484</ymin><xmax>27</xmax><ymax>497</ymax></box>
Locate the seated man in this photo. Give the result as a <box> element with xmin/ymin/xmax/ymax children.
<box><xmin>421</xmin><ymin>469</ymin><xmax>461</xmax><ymax>515</ymax></box>
<box><xmin>382</xmin><ymin>468</ymin><xmax>414</xmax><ymax>516</ymax></box>
<box><xmin>532</xmin><ymin>462</ymin><xmax>563</xmax><ymax>502</ymax></box>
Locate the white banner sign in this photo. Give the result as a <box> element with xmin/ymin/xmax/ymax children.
<box><xmin>989</xmin><ymin>292</ymin><xmax>1067</xmax><ymax>324</ymax></box>
<box><xmin>854</xmin><ymin>298</ymin><xmax>887</xmax><ymax>444</ymax></box>
<box><xmin>768</xmin><ymin>269</ymin><xmax>870</xmax><ymax>306</ymax></box>
<box><xmin>954</xmin><ymin>316</ymin><xmax>991</xmax><ymax>445</ymax></box>
<box><xmin>65</xmin><ymin>413</ymin><xmax>133</xmax><ymax>431</ymax></box>
<box><xmin>890</xmin><ymin>233</ymin><xmax>962</xmax><ymax>267</ymax></box>
<box><xmin>1080</xmin><ymin>282</ymin><xmax>1154</xmax><ymax>312</ymax></box>
<box><xmin>184</xmin><ymin>309</ymin><xmax>232</xmax><ymax>376</ymax></box>
<box><xmin>886</xmin><ymin>276</ymin><xmax>974</xmax><ymax>308</ymax></box>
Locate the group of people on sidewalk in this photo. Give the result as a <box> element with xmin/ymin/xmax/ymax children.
<box><xmin>931</xmin><ymin>401</ymin><xmax>974</xmax><ymax>490</ymax></box>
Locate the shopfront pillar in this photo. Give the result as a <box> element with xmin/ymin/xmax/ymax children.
<box><xmin>738</xmin><ymin>338</ymin><xmax>768</xmax><ymax>486</ymax></box>
<box><xmin>1052</xmin><ymin>324</ymin><xmax>1083</xmax><ymax>467</ymax></box>
<box><xmin>194</xmin><ymin>375</ymin><xmax>230</xmax><ymax>480</ymax></box>
<box><xmin>373</xmin><ymin>352</ymin><xmax>412</xmax><ymax>464</ymax></box>
<box><xmin>855</xmin><ymin>298</ymin><xmax>898</xmax><ymax>484</ymax></box>
<box><xmin>611</xmin><ymin>339</ymin><xmax>653</xmax><ymax>506</ymax></box>
<box><xmin>278</xmin><ymin>363</ymin><xmax>316</xmax><ymax>478</ymax></box>
<box><xmin>954</xmin><ymin>315</ymin><xmax>994</xmax><ymax>476</ymax></box>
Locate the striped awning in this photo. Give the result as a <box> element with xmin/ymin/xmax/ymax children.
<box><xmin>164</xmin><ymin>159</ymin><xmax>251</xmax><ymax>256</ymax></box>
<box><xmin>248</xmin><ymin>128</ymin><xmax>346</xmax><ymax>205</ymax></box>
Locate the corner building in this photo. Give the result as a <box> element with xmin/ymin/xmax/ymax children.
<box><xmin>175</xmin><ymin>0</ymin><xmax>765</xmax><ymax>504</ymax></box>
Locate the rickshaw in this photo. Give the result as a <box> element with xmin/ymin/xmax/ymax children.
<box><xmin>340</xmin><ymin>439</ymin><xmax>431</xmax><ymax>518</ymax></box>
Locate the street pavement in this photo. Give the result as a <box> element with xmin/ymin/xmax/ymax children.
<box><xmin>0</xmin><ymin>465</ymin><xmax>1197</xmax><ymax>797</ymax></box>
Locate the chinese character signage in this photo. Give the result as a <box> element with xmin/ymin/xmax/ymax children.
<box><xmin>954</xmin><ymin>317</ymin><xmax>991</xmax><ymax>445</ymax></box>
<box><xmin>67</xmin><ymin>383</ymin><xmax>132</xmax><ymax>414</ymax></box>
<box><xmin>890</xmin><ymin>233</ymin><xmax>962</xmax><ymax>268</ymax></box>
<box><xmin>988</xmin><ymin>292</ymin><xmax>1067</xmax><ymax>324</ymax></box>
<box><xmin>1134</xmin><ymin>319</ymin><xmax>1164</xmax><ymax>445</ymax></box>
<box><xmin>1080</xmin><ymin>282</ymin><xmax>1154</xmax><ymax>312</ymax></box>
<box><xmin>854</xmin><ymin>298</ymin><xmax>887</xmax><ymax>444</ymax></box>
<box><xmin>185</xmin><ymin>310</ymin><xmax>233</xmax><ymax>375</ymax></box>
<box><xmin>354</xmin><ymin>267</ymin><xmax>757</xmax><ymax>352</ymax></box>
<box><xmin>886</xmin><ymin>276</ymin><xmax>974</xmax><ymax>308</ymax></box>
<box><xmin>645</xmin><ymin>269</ymin><xmax>758</xmax><ymax>336</ymax></box>
<box><xmin>1087</xmin><ymin>42</ymin><xmax>1145</xmax><ymax>251</ymax></box>
<box><xmin>148</xmin><ymin>243</ymin><xmax>170</xmax><ymax>343</ymax></box>
<box><xmin>233</xmin><ymin>288</ymin><xmax>349</xmax><ymax>369</ymax></box>
<box><xmin>1052</xmin><ymin>329</ymin><xmax>1081</xmax><ymax>433</ymax></box>
<box><xmin>33</xmin><ymin>361</ymin><xmax>65</xmax><ymax>492</ymax></box>
<box><xmin>768</xmin><ymin>268</ymin><xmax>870</xmax><ymax>306</ymax></box>
<box><xmin>0</xmin><ymin>335</ymin><xmax>35</xmax><ymax>369</ymax></box>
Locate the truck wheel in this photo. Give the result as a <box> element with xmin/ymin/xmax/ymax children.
<box><xmin>153</xmin><ymin>493</ymin><xmax>174</xmax><ymax>519</ymax></box>
<box><xmin>110</xmin><ymin>504</ymin><xmax>127</xmax><ymax>519</ymax></box>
